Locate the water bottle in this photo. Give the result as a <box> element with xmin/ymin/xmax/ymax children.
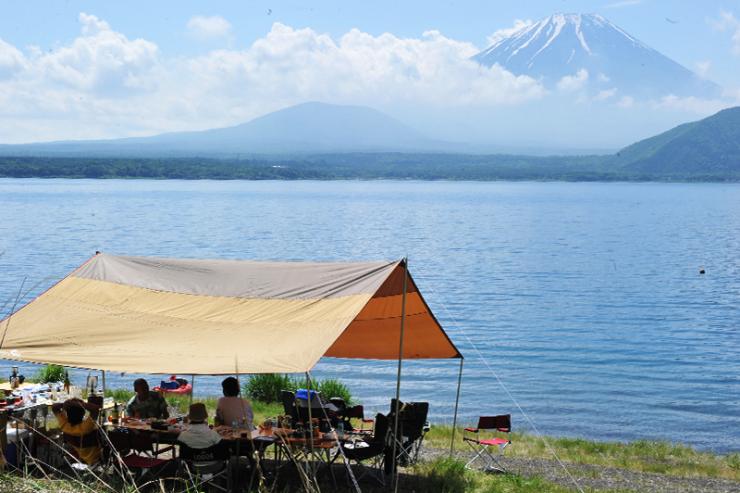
<box><xmin>337</xmin><ymin>420</ymin><xmax>344</xmax><ymax>438</ymax></box>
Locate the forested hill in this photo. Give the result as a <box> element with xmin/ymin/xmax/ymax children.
<box><xmin>0</xmin><ymin>153</ymin><xmax>737</xmax><ymax>181</ymax></box>
<box><xmin>610</xmin><ymin>107</ymin><xmax>740</xmax><ymax>175</ymax></box>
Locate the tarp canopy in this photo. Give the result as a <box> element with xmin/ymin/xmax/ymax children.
<box><xmin>0</xmin><ymin>253</ymin><xmax>461</xmax><ymax>374</ymax></box>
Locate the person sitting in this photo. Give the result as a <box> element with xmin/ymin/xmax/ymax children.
<box><xmin>52</xmin><ymin>398</ymin><xmax>102</xmax><ymax>465</ymax></box>
<box><xmin>160</xmin><ymin>375</ymin><xmax>181</xmax><ymax>390</ymax></box>
<box><xmin>179</xmin><ymin>403</ymin><xmax>222</xmax><ymax>450</ymax></box>
<box><xmin>126</xmin><ymin>378</ymin><xmax>169</xmax><ymax>419</ymax></box>
<box><xmin>215</xmin><ymin>377</ymin><xmax>253</xmax><ymax>429</ymax></box>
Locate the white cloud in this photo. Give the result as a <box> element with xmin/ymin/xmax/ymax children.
<box><xmin>597</xmin><ymin>73</ymin><xmax>610</xmax><ymax>83</ymax></box>
<box><xmin>0</xmin><ymin>18</ymin><xmax>546</xmax><ymax>142</ymax></box>
<box><xmin>485</xmin><ymin>19</ymin><xmax>534</xmax><ymax>47</ymax></box>
<box><xmin>187</xmin><ymin>15</ymin><xmax>232</xmax><ymax>40</ymax></box>
<box><xmin>653</xmin><ymin>94</ymin><xmax>731</xmax><ymax>114</ymax></box>
<box><xmin>35</xmin><ymin>13</ymin><xmax>159</xmax><ymax>95</ymax></box>
<box><xmin>617</xmin><ymin>96</ymin><xmax>634</xmax><ymax>108</ymax></box>
<box><xmin>594</xmin><ymin>88</ymin><xmax>617</xmax><ymax>101</ymax></box>
<box><xmin>710</xmin><ymin>10</ymin><xmax>740</xmax><ymax>55</ymax></box>
<box><xmin>557</xmin><ymin>69</ymin><xmax>589</xmax><ymax>92</ymax></box>
<box><xmin>694</xmin><ymin>60</ymin><xmax>711</xmax><ymax>78</ymax></box>
<box><xmin>603</xmin><ymin>0</ymin><xmax>642</xmax><ymax>8</ymax></box>
<box><xmin>0</xmin><ymin>38</ymin><xmax>27</xmax><ymax>79</ymax></box>
<box><xmin>79</xmin><ymin>12</ymin><xmax>110</xmax><ymax>35</ymax></box>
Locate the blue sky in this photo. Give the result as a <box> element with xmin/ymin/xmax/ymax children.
<box><xmin>0</xmin><ymin>1</ymin><xmax>738</xmax><ymax>146</ymax></box>
<box><xmin>3</xmin><ymin>1</ymin><xmax>737</xmax><ymax>84</ymax></box>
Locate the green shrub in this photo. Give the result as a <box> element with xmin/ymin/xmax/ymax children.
<box><xmin>244</xmin><ymin>374</ymin><xmax>354</xmax><ymax>405</ymax></box>
<box><xmin>244</xmin><ymin>373</ymin><xmax>294</xmax><ymax>403</ymax></box>
<box><xmin>34</xmin><ymin>364</ymin><xmax>66</xmax><ymax>383</ymax></box>
<box><xmin>317</xmin><ymin>378</ymin><xmax>352</xmax><ymax>405</ymax></box>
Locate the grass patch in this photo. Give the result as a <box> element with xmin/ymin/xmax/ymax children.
<box><xmin>425</xmin><ymin>426</ymin><xmax>740</xmax><ymax>481</ymax></box>
<box><xmin>0</xmin><ymin>458</ymin><xmax>632</xmax><ymax>493</ymax></box>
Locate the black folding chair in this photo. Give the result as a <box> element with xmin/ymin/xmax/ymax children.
<box><xmin>463</xmin><ymin>414</ymin><xmax>511</xmax><ymax>473</ymax></box>
<box><xmin>387</xmin><ymin>400</ymin><xmax>429</xmax><ymax>467</ymax></box>
<box><xmin>280</xmin><ymin>390</ymin><xmax>299</xmax><ymax>422</ymax></box>
<box><xmin>336</xmin><ymin>413</ymin><xmax>390</xmax><ymax>485</ymax></box>
<box><xmin>179</xmin><ymin>441</ymin><xmax>232</xmax><ymax>493</ymax></box>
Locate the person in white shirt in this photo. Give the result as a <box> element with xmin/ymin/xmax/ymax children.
<box><xmin>215</xmin><ymin>377</ymin><xmax>254</xmax><ymax>429</ymax></box>
<box><xmin>178</xmin><ymin>403</ymin><xmax>222</xmax><ymax>450</ymax></box>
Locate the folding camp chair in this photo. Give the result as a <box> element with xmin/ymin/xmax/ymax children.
<box><xmin>336</xmin><ymin>413</ymin><xmax>389</xmax><ymax>485</ymax></box>
<box><xmin>463</xmin><ymin>414</ymin><xmax>511</xmax><ymax>473</ymax></box>
<box><xmin>106</xmin><ymin>429</ymin><xmax>172</xmax><ymax>483</ymax></box>
<box><xmin>60</xmin><ymin>428</ymin><xmax>103</xmax><ymax>475</ymax></box>
<box><xmin>280</xmin><ymin>390</ymin><xmax>299</xmax><ymax>422</ymax></box>
<box><xmin>179</xmin><ymin>442</ymin><xmax>232</xmax><ymax>493</ymax></box>
<box><xmin>387</xmin><ymin>400</ymin><xmax>429</xmax><ymax>467</ymax></box>
<box><xmin>342</xmin><ymin>405</ymin><xmax>374</xmax><ymax>434</ymax></box>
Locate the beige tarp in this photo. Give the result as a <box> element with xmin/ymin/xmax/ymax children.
<box><xmin>0</xmin><ymin>253</ymin><xmax>460</xmax><ymax>374</ymax></box>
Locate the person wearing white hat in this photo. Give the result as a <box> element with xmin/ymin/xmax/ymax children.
<box><xmin>178</xmin><ymin>403</ymin><xmax>222</xmax><ymax>450</ymax></box>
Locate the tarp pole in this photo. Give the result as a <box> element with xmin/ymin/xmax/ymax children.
<box><xmin>391</xmin><ymin>257</ymin><xmax>408</xmax><ymax>491</ymax></box>
<box><xmin>305</xmin><ymin>371</ymin><xmax>316</xmax><ymax>480</ymax></box>
<box><xmin>450</xmin><ymin>358</ymin><xmax>464</xmax><ymax>456</ymax></box>
<box><xmin>101</xmin><ymin>370</ymin><xmax>106</xmax><ymax>396</ymax></box>
<box><xmin>189</xmin><ymin>374</ymin><xmax>195</xmax><ymax>407</ymax></box>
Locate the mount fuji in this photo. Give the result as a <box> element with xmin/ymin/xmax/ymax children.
<box><xmin>474</xmin><ymin>13</ymin><xmax>721</xmax><ymax>99</ymax></box>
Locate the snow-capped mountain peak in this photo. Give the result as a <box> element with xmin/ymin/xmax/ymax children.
<box><xmin>474</xmin><ymin>13</ymin><xmax>719</xmax><ymax>99</ymax></box>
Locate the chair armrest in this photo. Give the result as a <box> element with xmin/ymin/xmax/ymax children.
<box><xmin>464</xmin><ymin>427</ymin><xmax>478</xmax><ymax>433</ymax></box>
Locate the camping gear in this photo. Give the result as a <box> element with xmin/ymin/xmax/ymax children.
<box><xmin>0</xmin><ymin>252</ymin><xmax>465</xmax><ymax>471</ymax></box>
<box><xmin>463</xmin><ymin>414</ymin><xmax>512</xmax><ymax>473</ymax></box>
<box><xmin>0</xmin><ymin>253</ymin><xmax>461</xmax><ymax>374</ymax></box>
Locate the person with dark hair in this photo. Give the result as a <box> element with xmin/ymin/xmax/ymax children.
<box><xmin>215</xmin><ymin>376</ymin><xmax>253</xmax><ymax>428</ymax></box>
<box><xmin>52</xmin><ymin>398</ymin><xmax>101</xmax><ymax>465</ymax></box>
<box><xmin>125</xmin><ymin>378</ymin><xmax>168</xmax><ymax>419</ymax></box>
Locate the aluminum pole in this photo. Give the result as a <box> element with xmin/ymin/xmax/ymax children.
<box><xmin>391</xmin><ymin>258</ymin><xmax>408</xmax><ymax>492</ymax></box>
<box><xmin>450</xmin><ymin>358</ymin><xmax>464</xmax><ymax>456</ymax></box>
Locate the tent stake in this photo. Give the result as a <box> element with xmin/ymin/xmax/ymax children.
<box><xmin>391</xmin><ymin>257</ymin><xmax>408</xmax><ymax>492</ymax></box>
<box><xmin>450</xmin><ymin>358</ymin><xmax>464</xmax><ymax>456</ymax></box>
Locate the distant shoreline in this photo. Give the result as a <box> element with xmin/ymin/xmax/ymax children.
<box><xmin>1</xmin><ymin>155</ymin><xmax>738</xmax><ymax>182</ymax></box>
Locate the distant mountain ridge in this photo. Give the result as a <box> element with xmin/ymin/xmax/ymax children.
<box><xmin>0</xmin><ymin>103</ymin><xmax>738</xmax><ymax>181</ymax></box>
<box><xmin>474</xmin><ymin>13</ymin><xmax>721</xmax><ymax>98</ymax></box>
<box><xmin>0</xmin><ymin>102</ymin><xmax>447</xmax><ymax>156</ymax></box>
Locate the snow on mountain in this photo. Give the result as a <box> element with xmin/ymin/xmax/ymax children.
<box><xmin>474</xmin><ymin>13</ymin><xmax>721</xmax><ymax>99</ymax></box>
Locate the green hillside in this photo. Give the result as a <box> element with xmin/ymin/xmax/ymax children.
<box><xmin>612</xmin><ymin>106</ymin><xmax>740</xmax><ymax>175</ymax></box>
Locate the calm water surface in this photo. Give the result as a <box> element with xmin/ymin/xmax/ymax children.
<box><xmin>0</xmin><ymin>179</ymin><xmax>738</xmax><ymax>452</ymax></box>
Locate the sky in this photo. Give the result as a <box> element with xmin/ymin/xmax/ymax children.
<box><xmin>0</xmin><ymin>0</ymin><xmax>739</xmax><ymax>147</ymax></box>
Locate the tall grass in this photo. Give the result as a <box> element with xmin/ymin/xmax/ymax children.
<box><xmin>32</xmin><ymin>364</ymin><xmax>66</xmax><ymax>383</ymax></box>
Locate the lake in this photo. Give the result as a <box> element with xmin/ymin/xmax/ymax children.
<box><xmin>0</xmin><ymin>179</ymin><xmax>738</xmax><ymax>452</ymax></box>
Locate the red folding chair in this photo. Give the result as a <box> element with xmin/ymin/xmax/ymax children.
<box><xmin>344</xmin><ymin>405</ymin><xmax>375</xmax><ymax>434</ymax></box>
<box><xmin>463</xmin><ymin>414</ymin><xmax>511</xmax><ymax>473</ymax></box>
